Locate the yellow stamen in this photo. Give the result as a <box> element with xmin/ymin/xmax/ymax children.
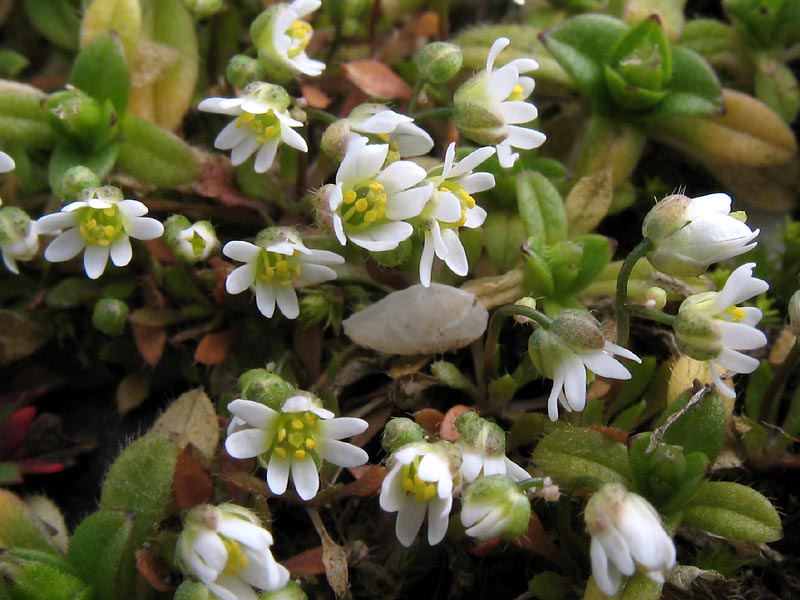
<box><xmin>221</xmin><ymin>538</ymin><xmax>249</xmax><ymax>576</ymax></box>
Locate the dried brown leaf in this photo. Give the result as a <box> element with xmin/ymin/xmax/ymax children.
<box><xmin>135</xmin><ymin>547</ymin><xmax>176</xmax><ymax>593</ymax></box>
<box><xmin>301</xmin><ymin>84</ymin><xmax>332</xmax><ymax>109</ymax></box>
<box><xmin>172</xmin><ymin>447</ymin><xmax>213</xmax><ymax>511</ymax></box>
<box><xmin>194</xmin><ymin>330</ymin><xmax>234</xmax><ymax>366</ymax></box>
<box><xmin>116</xmin><ymin>372</ymin><xmax>151</xmax><ymax>415</ymax></box>
<box><xmin>565</xmin><ymin>168</ymin><xmax>613</xmax><ymax>236</ymax></box>
<box><xmin>150</xmin><ymin>388</ymin><xmax>220</xmax><ymax>465</ymax></box>
<box><xmin>414</xmin><ymin>408</ymin><xmax>444</xmax><ymax>434</ymax></box>
<box><xmin>334</xmin><ymin>465</ymin><xmax>387</xmax><ymax>500</ymax></box>
<box><xmin>0</xmin><ymin>310</ymin><xmax>50</xmax><ymax>367</ymax></box>
<box><xmin>132</xmin><ymin>323</ymin><xmax>166</xmax><ymax>366</ymax></box>
<box><xmin>342</xmin><ymin>59</ymin><xmax>412</xmax><ymax>100</ymax></box>
<box><xmin>283</xmin><ymin>546</ymin><xmax>325</xmax><ymax>576</ymax></box>
<box><xmin>439</xmin><ymin>405</ymin><xmax>472</xmax><ymax>442</ymax></box>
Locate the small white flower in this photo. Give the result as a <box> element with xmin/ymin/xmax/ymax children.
<box><xmin>0</xmin><ymin>151</ymin><xmax>15</xmax><ymax>173</ymax></box>
<box><xmin>643</xmin><ymin>192</ymin><xmax>759</xmax><ymax>277</ymax></box>
<box><xmin>453</xmin><ymin>37</ymin><xmax>546</xmax><ymax>168</ymax></box>
<box><xmin>585</xmin><ymin>484</ymin><xmax>676</xmax><ymax>597</ymax></box>
<box><xmin>528</xmin><ymin>310</ymin><xmax>641</xmax><ymax>421</ymax></box>
<box><xmin>223</xmin><ymin>227</ymin><xmax>343</xmax><ymax>319</ymax></box>
<box><xmin>460</xmin><ymin>475</ymin><xmax>531</xmax><ymax>541</ymax></box>
<box><xmin>379</xmin><ymin>442</ymin><xmax>458</xmax><ymax>547</ymax></box>
<box><xmin>199</xmin><ymin>82</ymin><xmax>308</xmax><ymax>173</ymax></box>
<box><xmin>36</xmin><ymin>186</ymin><xmax>163</xmax><ymax>280</ymax></box>
<box><xmin>254</xmin><ymin>0</ymin><xmax>325</xmax><ymax>78</ymax></box>
<box><xmin>454</xmin><ymin>411</ymin><xmax>528</xmax><ymax>483</ymax></box>
<box><xmin>176</xmin><ymin>222</ymin><xmax>220</xmax><ymax>263</ymax></box>
<box><xmin>329</xmin><ymin>135</ymin><xmax>432</xmax><ymax>251</ymax></box>
<box><xmin>0</xmin><ymin>207</ymin><xmax>38</xmax><ymax>274</ymax></box>
<box><xmin>177</xmin><ymin>503</ymin><xmax>290</xmax><ymax>600</ymax></box>
<box><xmin>673</xmin><ymin>262</ymin><xmax>768</xmax><ymax>398</ymax></box>
<box><xmin>225</xmin><ymin>394</ymin><xmax>368</xmax><ymax>501</ymax></box>
<box><xmin>348</xmin><ymin>104</ymin><xmax>433</xmax><ymax>158</ymax></box>
<box><xmin>418</xmin><ymin>143</ymin><xmax>494</xmax><ymax>286</ymax></box>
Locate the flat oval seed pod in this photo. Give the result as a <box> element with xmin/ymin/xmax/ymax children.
<box><xmin>343</xmin><ymin>284</ymin><xmax>488</xmax><ymax>355</ymax></box>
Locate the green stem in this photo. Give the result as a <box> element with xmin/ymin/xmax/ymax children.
<box><xmin>626</xmin><ymin>305</ymin><xmax>676</xmax><ymax>327</ymax></box>
<box><xmin>616</xmin><ymin>238</ymin><xmax>653</xmax><ymax>346</ymax></box>
<box><xmin>412</xmin><ymin>106</ymin><xmax>454</xmax><ymax>120</ymax></box>
<box><xmin>517</xmin><ymin>477</ymin><xmax>551</xmax><ymax>492</ymax></box>
<box><xmin>759</xmin><ymin>338</ymin><xmax>800</xmax><ymax>423</ymax></box>
<box><xmin>306</xmin><ymin>109</ymin><xmax>339</xmax><ymax>125</ymax></box>
<box><xmin>484</xmin><ymin>305</ymin><xmax>554</xmax><ymax>381</ymax></box>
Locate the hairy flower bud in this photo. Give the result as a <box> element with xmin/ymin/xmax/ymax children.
<box><xmin>417</xmin><ymin>42</ymin><xmax>463</xmax><ymax>84</ymax></box>
<box><xmin>226</xmin><ymin>55</ymin><xmax>268</xmax><ymax>89</ymax></box>
<box><xmin>382</xmin><ymin>417</ymin><xmax>427</xmax><ymax>454</ymax></box>
<box><xmin>238</xmin><ymin>369</ymin><xmax>298</xmax><ymax>410</ymax></box>
<box><xmin>59</xmin><ymin>166</ymin><xmax>102</xmax><ymax>203</ymax></box>
<box><xmin>460</xmin><ymin>475</ymin><xmax>531</xmax><ymax>541</ymax></box>
<box><xmin>0</xmin><ymin>206</ymin><xmax>38</xmax><ymax>274</ymax></box>
<box><xmin>92</xmin><ymin>298</ymin><xmax>130</xmax><ymax>336</ymax></box>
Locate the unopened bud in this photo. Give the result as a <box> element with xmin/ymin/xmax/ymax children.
<box><xmin>430</xmin><ymin>360</ymin><xmax>474</xmax><ymax>391</ymax></box>
<box><xmin>370</xmin><ymin>238</ymin><xmax>412</xmax><ymax>268</ymax></box>
<box><xmin>550</xmin><ymin>309</ymin><xmax>605</xmax><ymax>351</ymax></box>
<box><xmin>382</xmin><ymin>417</ymin><xmax>426</xmax><ymax>453</ymax></box>
<box><xmin>320</xmin><ymin>120</ymin><xmax>352</xmax><ymax>162</ymax></box>
<box><xmin>59</xmin><ymin>166</ymin><xmax>102</xmax><ymax>203</ymax></box>
<box><xmin>644</xmin><ymin>286</ymin><xmax>667</xmax><ymax>310</ymax></box>
<box><xmin>461</xmin><ymin>475</ymin><xmax>531</xmax><ymax>541</ymax></box>
<box><xmin>44</xmin><ymin>87</ymin><xmax>117</xmax><ymax>149</ymax></box>
<box><xmin>164</xmin><ymin>215</ymin><xmax>220</xmax><ymax>263</ymax></box>
<box><xmin>183</xmin><ymin>0</ymin><xmax>224</xmax><ymax>18</ymax></box>
<box><xmin>238</xmin><ymin>369</ymin><xmax>298</xmax><ymax>410</ymax></box>
<box><xmin>259</xmin><ymin>580</ymin><xmax>309</xmax><ymax>600</ymax></box>
<box><xmin>513</xmin><ymin>296</ymin><xmax>537</xmax><ymax>324</ymax></box>
<box><xmin>417</xmin><ymin>42</ymin><xmax>463</xmax><ymax>84</ymax></box>
<box><xmin>92</xmin><ymin>298</ymin><xmax>130</xmax><ymax>336</ymax></box>
<box><xmin>226</xmin><ymin>55</ymin><xmax>268</xmax><ymax>89</ymax></box>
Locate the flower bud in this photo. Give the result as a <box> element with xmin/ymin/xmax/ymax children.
<box><xmin>0</xmin><ymin>207</ymin><xmax>38</xmax><ymax>274</ymax></box>
<box><xmin>297</xmin><ymin>288</ymin><xmax>336</xmax><ymax>328</ymax></box>
<box><xmin>455</xmin><ymin>412</ymin><xmax>504</xmax><ymax>456</ymax></box>
<box><xmin>460</xmin><ymin>475</ymin><xmax>531</xmax><ymax>541</ymax></box>
<box><xmin>163</xmin><ymin>215</ymin><xmax>220</xmax><ymax>263</ymax></box>
<box><xmin>238</xmin><ymin>369</ymin><xmax>298</xmax><ymax>410</ymax></box>
<box><xmin>513</xmin><ymin>296</ymin><xmax>537</xmax><ymax>324</ymax></box>
<box><xmin>417</xmin><ymin>42</ymin><xmax>463</xmax><ymax>84</ymax></box>
<box><xmin>430</xmin><ymin>360</ymin><xmax>474</xmax><ymax>391</ymax></box>
<box><xmin>226</xmin><ymin>55</ymin><xmax>268</xmax><ymax>89</ymax></box>
<box><xmin>644</xmin><ymin>286</ymin><xmax>667</xmax><ymax>310</ymax></box>
<box><xmin>320</xmin><ymin>120</ymin><xmax>352</xmax><ymax>162</ymax></box>
<box><xmin>59</xmin><ymin>166</ymin><xmax>102</xmax><ymax>203</ymax></box>
<box><xmin>382</xmin><ymin>417</ymin><xmax>426</xmax><ymax>453</ymax></box>
<box><xmin>549</xmin><ymin>309</ymin><xmax>606</xmax><ymax>352</ymax></box>
<box><xmin>370</xmin><ymin>238</ymin><xmax>412</xmax><ymax>268</ymax></box>
<box><xmin>259</xmin><ymin>580</ymin><xmax>309</xmax><ymax>600</ymax></box>
<box><xmin>44</xmin><ymin>87</ymin><xmax>117</xmax><ymax>149</ymax></box>
<box><xmin>92</xmin><ymin>298</ymin><xmax>130</xmax><ymax>336</ymax></box>
<box><xmin>790</xmin><ymin>290</ymin><xmax>800</xmax><ymax>338</ymax></box>
<box><xmin>183</xmin><ymin>0</ymin><xmax>224</xmax><ymax>18</ymax></box>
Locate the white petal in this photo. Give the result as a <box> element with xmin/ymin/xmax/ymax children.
<box><xmin>84</xmin><ymin>244</ymin><xmax>110</xmax><ymax>279</ymax></box>
<box><xmin>460</xmin><ymin>451</ymin><xmax>483</xmax><ymax>482</ymax></box>
<box><xmin>715</xmin><ymin>347</ymin><xmax>760</xmax><ymax>374</ymax></box>
<box><xmin>226</xmin><ymin>263</ymin><xmax>256</xmax><ymax>294</ymax></box>
<box><xmin>426</xmin><ymin>495</ymin><xmax>452</xmax><ymax>545</ymax></box>
<box><xmin>241</xmin><ymin>552</ymin><xmax>289</xmax><ymax>591</ymax></box>
<box><xmin>267</xmin><ymin>453</ymin><xmax>290</xmax><ymax>495</ymax></box>
<box><xmin>44</xmin><ymin>228</ymin><xmax>85</xmax><ymax>261</ymax></box>
<box><xmin>714</xmin><ymin>263</ymin><xmax>768</xmax><ymax>311</ymax></box>
<box><xmin>547</xmin><ymin>372</ymin><xmax>565</xmax><ymax>422</ymax></box>
<box><xmin>223</xmin><ymin>240</ymin><xmax>260</xmax><ymax>262</ymax></box>
<box><xmin>559</xmin><ymin>352</ymin><xmax>587</xmax><ymax>412</ymax></box>
<box><xmin>439</xmin><ymin>229</ymin><xmax>468</xmax><ymax>276</ymax></box>
<box><xmin>218</xmin><ymin>518</ymin><xmax>272</xmax><ymax>551</ymax></box>
<box><xmin>280</xmin><ymin>395</ymin><xmax>312</xmax><ymax>412</ymax></box>
<box><xmin>322</xmin><ymin>439</ymin><xmax>368</xmax><ymax>467</ymax></box>
<box><xmin>198</xmin><ymin>97</ymin><xmax>244</xmax><ymax>115</ymax></box>
<box><xmin>464</xmin><ymin>205</ymin><xmax>488</xmax><ymax>228</ymax></box>
<box><xmin>396</xmin><ymin>499</ymin><xmax>426</xmax><ymax>546</ymax></box>
<box><xmin>230</xmin><ymin>136</ymin><xmax>260</xmax><ymax>166</ymax></box>
<box><xmin>417</xmin><ymin>453</ymin><xmax>447</xmax><ymax>482</ymax></box>
<box><xmin>126</xmin><ymin>217</ymin><xmax>164</xmax><ymax>240</ymax></box>
<box><xmin>255</xmin><ymin>282</ymin><xmax>277</xmax><ymax>318</ymax></box>
<box><xmin>337</xmin><ymin>136</ymin><xmax>387</xmax><ymax>185</ymax></box>
<box><xmin>507</xmin><ymin>58</ymin><xmax>539</xmax><ymax>74</ymax></box>
<box><xmin>36</xmin><ymin>211</ymin><xmax>78</xmax><ymax>234</ymax></box>
<box><xmin>503</xmin><ymin>125</ymin><xmax>547</xmax><ymax>149</ymax></box>
<box><xmin>109</xmin><ymin>236</ymin><xmax>132</xmax><ymax>267</ymax></box>
<box><xmin>279</xmin><ymin>122</ymin><xmax>309</xmax><ymax>152</ymax></box>
<box><xmin>489</xmin><ymin>64</ymin><xmax>520</xmax><ymax>101</ymax></box>
<box><xmin>431</xmin><ymin>193</ymin><xmax>462</xmax><ymax>223</ymax></box>
<box><xmin>496</xmin><ymin>142</ymin><xmax>518</xmax><ymax>168</ymax></box>
<box><xmin>228</xmin><ymin>399</ymin><xmax>278</xmax><ymax>428</ymax></box>
<box><xmin>709</xmin><ymin>362</ymin><xmax>736</xmax><ymax>398</ymax></box>
<box><xmin>117</xmin><ymin>199</ymin><xmax>148</xmax><ymax>217</ymax></box>
<box><xmin>225</xmin><ymin>429</ymin><xmax>270</xmax><ymax>459</ymax></box>
<box><xmin>499</xmin><ymin>101</ymin><xmax>538</xmax><ymax>124</ymax></box>
<box><xmin>448</xmin><ymin>146</ymin><xmax>496</xmax><ymax>179</ymax></box>
<box><xmin>459</xmin><ymin>172</ymin><xmax>495</xmax><ymax>195</ymax></box>
<box><xmin>591</xmin><ymin>538</ymin><xmax>623</xmax><ymax>596</ymax></box>
<box><xmin>274</xmin><ymin>285</ymin><xmax>299</xmax><ymax>319</ymax></box>
<box><xmin>320</xmin><ymin>417</ymin><xmax>368</xmax><ymax>439</ymax></box>
<box><xmin>504</xmin><ymin>457</ymin><xmax>530</xmax><ymax>482</ymax></box>
<box><xmin>419</xmin><ymin>232</ymin><xmax>435</xmax><ymax>288</ymax></box>
<box><xmin>348</xmin><ymin>222</ymin><xmax>413</xmax><ymax>251</ymax></box>
<box><xmin>391</xmin><ymin>122</ymin><xmax>434</xmax><ymax>157</ymax></box>
<box><xmin>716</xmin><ymin>321</ymin><xmax>767</xmax><ymax>351</ymax></box>
<box><xmin>215</xmin><ymin>120</ymin><xmax>251</xmax><ymax>150</ymax></box>
<box><xmin>486</xmin><ymin>37</ymin><xmax>510</xmax><ymax>73</ymax></box>
<box><xmin>253</xmin><ymin>139</ymin><xmax>279</xmax><ymax>173</ymax></box>
<box><xmin>291</xmin><ymin>455</ymin><xmax>320</xmax><ymax>500</ymax></box>
<box><xmin>376</xmin><ymin>160</ymin><xmax>427</xmax><ymax>194</ymax></box>
<box><xmin>384</xmin><ymin>184</ymin><xmax>432</xmax><ymax>220</ymax></box>
<box><xmin>379</xmin><ymin>465</ymin><xmax>406</xmax><ymax>512</ymax></box>
<box><xmin>297</xmin><ymin>263</ymin><xmax>337</xmax><ymax>286</ymax></box>
<box><xmin>303</xmin><ymin>248</ymin><xmax>345</xmax><ymax>265</ymax></box>
<box><xmin>0</xmin><ymin>151</ymin><xmax>14</xmax><ymax>172</ymax></box>
<box><xmin>333</xmin><ymin>214</ymin><xmax>346</xmax><ymax>245</ymax></box>
<box><xmin>208</xmin><ymin>577</ymin><xmax>258</xmax><ymax>600</ymax></box>
<box><xmin>579</xmin><ymin>351</ymin><xmax>631</xmax><ymax>380</ymax></box>
<box><xmin>353</xmin><ymin>109</ymin><xmax>410</xmax><ymax>134</ymax></box>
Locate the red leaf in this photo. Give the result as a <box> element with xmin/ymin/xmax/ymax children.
<box><xmin>194</xmin><ymin>330</ymin><xmax>234</xmax><ymax>366</ymax></box>
<box><xmin>282</xmin><ymin>546</ymin><xmax>326</xmax><ymax>576</ymax></box>
<box><xmin>439</xmin><ymin>405</ymin><xmax>472</xmax><ymax>442</ymax></box>
<box><xmin>413</xmin><ymin>408</ymin><xmax>444</xmax><ymax>434</ymax></box>
<box><xmin>334</xmin><ymin>465</ymin><xmax>387</xmax><ymax>500</ymax></box>
<box><xmin>587</xmin><ymin>425</ymin><xmax>628</xmax><ymax>445</ymax></box>
<box><xmin>135</xmin><ymin>547</ymin><xmax>177</xmax><ymax>593</ymax></box>
<box><xmin>173</xmin><ymin>448</ymin><xmax>213</xmax><ymax>511</ymax></box>
<box><xmin>132</xmin><ymin>323</ymin><xmax>166</xmax><ymax>366</ymax></box>
<box><xmin>342</xmin><ymin>59</ymin><xmax>412</xmax><ymax>100</ymax></box>
<box><xmin>0</xmin><ymin>407</ymin><xmax>36</xmax><ymax>456</ymax></box>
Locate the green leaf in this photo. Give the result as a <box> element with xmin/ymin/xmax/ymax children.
<box><xmin>644</xmin><ymin>46</ymin><xmax>723</xmax><ymax>118</ymax></box>
<box><xmin>604</xmin><ymin>65</ymin><xmax>669</xmax><ymax>110</ymax></box>
<box><xmin>99</xmin><ymin>433</ymin><xmax>179</xmax><ymax>549</ymax></box>
<box><xmin>48</xmin><ymin>141</ymin><xmax>119</xmax><ymax>197</ymax></box>
<box><xmin>0</xmin><ymin>489</ymin><xmax>62</xmax><ymax>555</ymax></box>
<box><xmin>754</xmin><ymin>56</ymin><xmax>800</xmax><ymax>123</ymax></box>
<box><xmin>0</xmin><ymin>549</ymin><xmax>92</xmax><ymax>600</ymax></box>
<box><xmin>564</xmin><ymin>169</ymin><xmax>612</xmax><ymax>236</ymax></box>
<box><xmin>657</xmin><ymin>390</ymin><xmax>727</xmax><ymax>462</ymax></box>
<box><xmin>744</xmin><ymin>360</ymin><xmax>773</xmax><ymax>421</ymax></box>
<box><xmin>683</xmin><ymin>481</ymin><xmax>783</xmax><ymax>542</ymax></box>
<box><xmin>70</xmin><ymin>32</ymin><xmax>129</xmax><ymax>115</ymax></box>
<box><xmin>483</xmin><ymin>211</ymin><xmax>526</xmax><ymax>272</ymax></box>
<box><xmin>558</xmin><ymin>234</ymin><xmax>614</xmax><ymax>296</ymax></box>
<box><xmin>541</xmin><ymin>15</ymin><xmax>629</xmax><ymax>102</ymax></box>
<box><xmin>0</xmin><ymin>51</ymin><xmax>29</xmax><ymax>79</ymax></box>
<box><xmin>22</xmin><ymin>0</ymin><xmax>81</xmax><ymax>52</ymax></box>
<box><xmin>79</xmin><ymin>0</ymin><xmax>142</xmax><ymax>62</ymax></box>
<box><xmin>116</xmin><ymin>115</ymin><xmax>200</xmax><ymax>186</ymax></box>
<box><xmin>609</xmin><ymin>17</ymin><xmax>671</xmax><ymax>91</ymax></box>
<box><xmin>533</xmin><ymin>426</ymin><xmax>632</xmax><ymax>484</ymax></box>
<box><xmin>0</xmin><ymin>81</ymin><xmax>57</xmax><ymax>149</ymax></box>
<box><xmin>67</xmin><ymin>510</ymin><xmax>136</xmax><ymax>600</ymax></box>
<box><xmin>680</xmin><ymin>19</ymin><xmax>737</xmax><ymax>57</ymax></box>
<box><xmin>522</xmin><ymin>242</ymin><xmax>555</xmax><ymax>297</ymax></box>
<box><xmin>516</xmin><ymin>170</ymin><xmax>567</xmax><ymax>245</ymax></box>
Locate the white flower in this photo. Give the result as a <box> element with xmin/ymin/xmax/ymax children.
<box><xmin>177</xmin><ymin>503</ymin><xmax>290</xmax><ymax>600</ymax></box>
<box><xmin>348</xmin><ymin>104</ymin><xmax>433</xmax><ymax>157</ymax></box>
<box><xmin>453</xmin><ymin>37</ymin><xmax>546</xmax><ymax>168</ymax></box>
<box><xmin>223</xmin><ymin>227</ymin><xmax>343</xmax><ymax>319</ymax></box>
<box><xmin>673</xmin><ymin>262</ymin><xmax>768</xmax><ymax>398</ymax></box>
<box><xmin>418</xmin><ymin>143</ymin><xmax>493</xmax><ymax>286</ymax></box>
<box><xmin>253</xmin><ymin>0</ymin><xmax>325</xmax><ymax>78</ymax></box>
<box><xmin>199</xmin><ymin>82</ymin><xmax>308</xmax><ymax>173</ymax></box>
<box><xmin>454</xmin><ymin>411</ymin><xmax>529</xmax><ymax>483</ymax></box>
<box><xmin>460</xmin><ymin>475</ymin><xmax>531</xmax><ymax>541</ymax></box>
<box><xmin>0</xmin><ymin>151</ymin><xmax>14</xmax><ymax>173</ymax></box>
<box><xmin>0</xmin><ymin>207</ymin><xmax>38</xmax><ymax>274</ymax></box>
<box><xmin>329</xmin><ymin>135</ymin><xmax>432</xmax><ymax>251</ymax></box>
<box><xmin>225</xmin><ymin>394</ymin><xmax>368</xmax><ymax>501</ymax></box>
<box><xmin>528</xmin><ymin>310</ymin><xmax>641</xmax><ymax>421</ymax></box>
<box><xmin>379</xmin><ymin>442</ymin><xmax>458</xmax><ymax>547</ymax></box>
<box><xmin>584</xmin><ymin>484</ymin><xmax>676</xmax><ymax>596</ymax></box>
<box><xmin>172</xmin><ymin>221</ymin><xmax>220</xmax><ymax>263</ymax></box>
<box><xmin>643</xmin><ymin>192</ymin><xmax>759</xmax><ymax>277</ymax></box>
<box><xmin>36</xmin><ymin>186</ymin><xmax>163</xmax><ymax>280</ymax></box>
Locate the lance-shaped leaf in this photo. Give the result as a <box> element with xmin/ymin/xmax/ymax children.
<box><xmin>643</xmin><ymin>45</ymin><xmax>723</xmax><ymax>118</ymax></box>
<box><xmin>0</xmin><ymin>489</ymin><xmax>62</xmax><ymax>554</ymax></box>
<box><xmin>484</xmin><ymin>211</ymin><xmax>527</xmax><ymax>272</ymax></box>
<box><xmin>80</xmin><ymin>0</ymin><xmax>141</xmax><ymax>61</ymax></box>
<box><xmin>70</xmin><ymin>31</ymin><xmax>129</xmax><ymax>115</ymax></box>
<box><xmin>564</xmin><ymin>169</ymin><xmax>612</xmax><ymax>236</ymax></box>
<box><xmin>516</xmin><ymin>170</ymin><xmax>567</xmax><ymax>245</ymax></box>
<box><xmin>22</xmin><ymin>0</ymin><xmax>80</xmax><ymax>52</ymax></box>
<box><xmin>116</xmin><ymin>115</ymin><xmax>199</xmax><ymax>186</ymax></box>
<box><xmin>682</xmin><ymin>481</ymin><xmax>782</xmax><ymax>542</ymax></box>
<box><xmin>533</xmin><ymin>426</ymin><xmax>632</xmax><ymax>484</ymax></box>
<box><xmin>754</xmin><ymin>55</ymin><xmax>800</xmax><ymax>123</ymax></box>
<box><xmin>0</xmin><ymin>549</ymin><xmax>92</xmax><ymax>599</ymax></box>
<box><xmin>555</xmin><ymin>234</ymin><xmax>614</xmax><ymax>297</ymax></box>
<box><xmin>67</xmin><ymin>510</ymin><xmax>136</xmax><ymax>600</ymax></box>
<box><xmin>48</xmin><ymin>141</ymin><xmax>119</xmax><ymax>196</ymax></box>
<box><xmin>0</xmin><ymin>81</ymin><xmax>56</xmax><ymax>149</ymax></box>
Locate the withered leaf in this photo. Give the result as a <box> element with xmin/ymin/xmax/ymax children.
<box><xmin>116</xmin><ymin>371</ymin><xmax>151</xmax><ymax>416</ymax></box>
<box><xmin>132</xmin><ymin>323</ymin><xmax>166</xmax><ymax>366</ymax></box>
<box><xmin>343</xmin><ymin>59</ymin><xmax>412</xmax><ymax>101</ymax></box>
<box><xmin>150</xmin><ymin>388</ymin><xmax>220</xmax><ymax>465</ymax></box>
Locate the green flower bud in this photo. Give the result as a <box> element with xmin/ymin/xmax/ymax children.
<box><xmin>163</xmin><ymin>215</ymin><xmax>220</xmax><ymax>263</ymax></box>
<box><xmin>672</xmin><ymin>294</ymin><xmax>724</xmax><ymax>361</ymax></box>
<box><xmin>430</xmin><ymin>360</ymin><xmax>474</xmax><ymax>391</ymax></box>
<box><xmin>237</xmin><ymin>369</ymin><xmax>298</xmax><ymax>410</ymax></box>
<box><xmin>790</xmin><ymin>290</ymin><xmax>800</xmax><ymax>338</ymax></box>
<box><xmin>226</xmin><ymin>55</ymin><xmax>268</xmax><ymax>89</ymax></box>
<box><xmin>382</xmin><ymin>417</ymin><xmax>426</xmax><ymax>453</ymax></box>
<box><xmin>513</xmin><ymin>296</ymin><xmax>538</xmax><ymax>324</ymax></box>
<box><xmin>59</xmin><ymin>166</ymin><xmax>102</xmax><ymax>204</ymax></box>
<box><xmin>549</xmin><ymin>309</ymin><xmax>606</xmax><ymax>352</ymax></box>
<box><xmin>460</xmin><ymin>475</ymin><xmax>531</xmax><ymax>541</ymax></box>
<box><xmin>92</xmin><ymin>298</ymin><xmax>130</xmax><ymax>336</ymax></box>
<box><xmin>0</xmin><ymin>206</ymin><xmax>38</xmax><ymax>274</ymax></box>
<box><xmin>644</xmin><ymin>286</ymin><xmax>668</xmax><ymax>310</ymax></box>
<box><xmin>320</xmin><ymin>119</ymin><xmax>352</xmax><ymax>162</ymax></box>
<box><xmin>174</xmin><ymin>580</ymin><xmax>212</xmax><ymax>600</ymax></box>
<box><xmin>417</xmin><ymin>42</ymin><xmax>463</xmax><ymax>84</ymax></box>
<box><xmin>183</xmin><ymin>0</ymin><xmax>225</xmax><ymax>19</ymax></box>
<box><xmin>298</xmin><ymin>288</ymin><xmax>338</xmax><ymax>328</ymax></box>
<box><xmin>259</xmin><ymin>580</ymin><xmax>308</xmax><ymax>600</ymax></box>
<box><xmin>370</xmin><ymin>238</ymin><xmax>412</xmax><ymax>268</ymax></box>
<box><xmin>455</xmin><ymin>412</ymin><xmax>505</xmax><ymax>456</ymax></box>
<box><xmin>44</xmin><ymin>87</ymin><xmax>117</xmax><ymax>149</ymax></box>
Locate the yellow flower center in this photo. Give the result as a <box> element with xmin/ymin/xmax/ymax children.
<box><xmin>236</xmin><ymin>110</ymin><xmax>281</xmax><ymax>144</ymax></box>
<box><xmin>221</xmin><ymin>538</ymin><xmax>249</xmax><ymax>575</ymax></box>
<box><xmin>439</xmin><ymin>181</ymin><xmax>477</xmax><ymax>228</ymax></box>
<box><xmin>78</xmin><ymin>204</ymin><xmax>124</xmax><ymax>247</ymax></box>
<box><xmin>723</xmin><ymin>305</ymin><xmax>746</xmax><ymax>323</ymax></box>
<box><xmin>340</xmin><ymin>181</ymin><xmax>388</xmax><ymax>228</ymax></box>
<box><xmin>256</xmin><ymin>248</ymin><xmax>302</xmax><ymax>287</ymax></box>
<box><xmin>187</xmin><ymin>230</ymin><xmax>207</xmax><ymax>258</ymax></box>
<box><xmin>287</xmin><ymin>19</ymin><xmax>313</xmax><ymax>58</ymax></box>
<box><xmin>508</xmin><ymin>83</ymin><xmax>525</xmax><ymax>101</ymax></box>
<box><xmin>401</xmin><ymin>457</ymin><xmax>438</xmax><ymax>504</ymax></box>
<box><xmin>272</xmin><ymin>411</ymin><xmax>319</xmax><ymax>460</ymax></box>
